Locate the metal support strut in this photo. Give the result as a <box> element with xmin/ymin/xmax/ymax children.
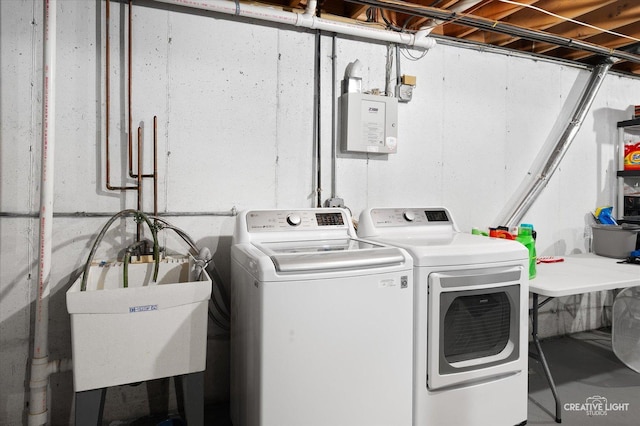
<box><xmin>530</xmin><ymin>293</ymin><xmax>562</xmax><ymax>423</ymax></box>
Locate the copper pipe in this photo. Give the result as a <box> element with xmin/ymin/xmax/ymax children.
<box><xmin>126</xmin><ymin>0</ymin><xmax>153</xmax><ymax>180</ymax></box>
<box><xmin>128</xmin><ymin>0</ymin><xmax>133</xmax><ymax>178</ymax></box>
<box><xmin>153</xmin><ymin>116</ymin><xmax>158</xmax><ymax>217</ymax></box>
<box><xmin>103</xmin><ymin>0</ymin><xmax>161</xmax><ymax>247</ymax></box>
<box><xmin>104</xmin><ymin>0</ymin><xmax>156</xmax><ymax>235</ymax></box>
<box><xmin>105</xmin><ymin>0</ymin><xmax>112</xmax><ymax>188</ymax></box>
<box><xmin>105</xmin><ymin>0</ymin><xmax>137</xmax><ymax>191</ymax></box>
<box><xmin>137</xmin><ymin>125</ymin><xmax>143</xmax><ymax>240</ymax></box>
<box><xmin>127</xmin><ymin>0</ymin><xmax>153</xmax><ymax>179</ymax></box>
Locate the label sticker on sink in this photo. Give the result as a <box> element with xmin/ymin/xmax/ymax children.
<box><xmin>129</xmin><ymin>304</ymin><xmax>158</xmax><ymax>313</ymax></box>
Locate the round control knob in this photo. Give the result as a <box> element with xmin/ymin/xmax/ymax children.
<box><xmin>286</xmin><ymin>214</ymin><xmax>302</xmax><ymax>226</ymax></box>
<box><xmin>403</xmin><ymin>211</ymin><xmax>415</xmax><ymax>222</ymax></box>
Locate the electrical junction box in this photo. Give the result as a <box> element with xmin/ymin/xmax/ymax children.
<box><xmin>396</xmin><ymin>84</ymin><xmax>413</xmax><ymax>103</ymax></box>
<box><xmin>341</xmin><ymin>92</ymin><xmax>398</xmax><ymax>154</ymax></box>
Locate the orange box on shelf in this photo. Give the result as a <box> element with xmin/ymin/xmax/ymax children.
<box><xmin>624</xmin><ymin>142</ymin><xmax>640</xmax><ymax>170</ymax></box>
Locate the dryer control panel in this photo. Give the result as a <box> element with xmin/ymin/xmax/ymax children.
<box><xmin>368</xmin><ymin>208</ymin><xmax>452</xmax><ymax>227</ymax></box>
<box><xmin>246</xmin><ymin>209</ymin><xmax>348</xmax><ymax>232</ymax></box>
<box><xmin>357</xmin><ymin>207</ymin><xmax>459</xmax><ymax>238</ymax></box>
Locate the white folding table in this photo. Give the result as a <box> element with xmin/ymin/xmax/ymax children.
<box><xmin>529</xmin><ymin>253</ymin><xmax>640</xmax><ymax>423</ymax></box>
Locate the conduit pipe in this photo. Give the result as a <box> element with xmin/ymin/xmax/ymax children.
<box><xmin>330</xmin><ymin>35</ymin><xmax>338</xmax><ymax>200</ymax></box>
<box><xmin>0</xmin><ymin>209</ymin><xmax>238</xmax><ymax>218</ymax></box>
<box><xmin>494</xmin><ymin>60</ymin><xmax>614</xmax><ymax>229</ymax></box>
<box><xmin>151</xmin><ymin>0</ymin><xmax>436</xmax><ymax>50</ymax></box>
<box><xmin>314</xmin><ymin>29</ymin><xmax>322</xmax><ymax>207</ymax></box>
<box><xmin>28</xmin><ymin>1</ymin><xmax>72</xmax><ymax>425</ymax></box>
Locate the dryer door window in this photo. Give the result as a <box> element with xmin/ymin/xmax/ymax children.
<box><xmin>427</xmin><ymin>266</ymin><xmax>525</xmax><ymax>390</ymax></box>
<box><xmin>442</xmin><ymin>291</ymin><xmax>511</xmax><ymax>363</ymax></box>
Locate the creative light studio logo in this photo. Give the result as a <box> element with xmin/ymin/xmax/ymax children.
<box><xmin>564</xmin><ymin>395</ymin><xmax>630</xmax><ymax>416</ymax></box>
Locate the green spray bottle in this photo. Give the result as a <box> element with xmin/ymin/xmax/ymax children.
<box><xmin>516</xmin><ymin>224</ymin><xmax>536</xmax><ymax>279</ymax></box>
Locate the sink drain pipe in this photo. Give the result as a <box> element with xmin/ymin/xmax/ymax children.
<box><xmin>28</xmin><ymin>1</ymin><xmax>72</xmax><ymax>425</ymax></box>
<box><xmin>494</xmin><ymin>59</ymin><xmax>614</xmax><ymax>229</ymax></box>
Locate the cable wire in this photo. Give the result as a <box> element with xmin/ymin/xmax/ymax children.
<box><xmin>209</xmin><ymin>301</ymin><xmax>230</xmax><ymax>332</ymax></box>
<box><xmin>401</xmin><ymin>46</ymin><xmax>429</xmax><ymax>61</ymax></box>
<box><xmin>499</xmin><ymin>0</ymin><xmax>640</xmax><ymax>43</ymax></box>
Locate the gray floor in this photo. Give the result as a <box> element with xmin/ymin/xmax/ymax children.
<box><xmin>203</xmin><ymin>328</ymin><xmax>640</xmax><ymax>425</ymax></box>
<box><xmin>528</xmin><ymin>328</ymin><xmax>640</xmax><ymax>425</ymax></box>
<box><xmin>118</xmin><ymin>328</ymin><xmax>640</xmax><ymax>425</ymax></box>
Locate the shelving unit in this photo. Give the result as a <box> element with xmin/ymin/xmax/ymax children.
<box><xmin>616</xmin><ymin>118</ymin><xmax>640</xmax><ymax>221</ymax></box>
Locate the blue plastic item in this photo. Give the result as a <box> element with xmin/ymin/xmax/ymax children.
<box><xmin>594</xmin><ymin>206</ymin><xmax>617</xmax><ymax>225</ymax></box>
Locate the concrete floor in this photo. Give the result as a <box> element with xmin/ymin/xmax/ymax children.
<box><xmin>116</xmin><ymin>328</ymin><xmax>640</xmax><ymax>426</ymax></box>
<box><xmin>528</xmin><ymin>328</ymin><xmax>640</xmax><ymax>426</ymax></box>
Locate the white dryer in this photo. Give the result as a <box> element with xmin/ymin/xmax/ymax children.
<box><xmin>230</xmin><ymin>208</ymin><xmax>414</xmax><ymax>426</ymax></box>
<box><xmin>358</xmin><ymin>207</ymin><xmax>529</xmax><ymax>426</ymax></box>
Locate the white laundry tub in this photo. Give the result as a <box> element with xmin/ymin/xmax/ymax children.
<box><xmin>66</xmin><ymin>256</ymin><xmax>211</xmax><ymax>392</ymax></box>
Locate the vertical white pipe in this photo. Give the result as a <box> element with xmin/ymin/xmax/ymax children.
<box><xmin>29</xmin><ymin>0</ymin><xmax>56</xmax><ymax>424</ymax></box>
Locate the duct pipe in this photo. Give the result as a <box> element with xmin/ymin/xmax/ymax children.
<box><xmin>417</xmin><ymin>0</ymin><xmax>485</xmax><ymax>30</ymax></box>
<box><xmin>151</xmin><ymin>0</ymin><xmax>435</xmax><ymax>50</ymax></box>
<box><xmin>412</xmin><ymin>0</ymin><xmax>486</xmax><ymax>48</ymax></box>
<box><xmin>494</xmin><ymin>60</ymin><xmax>614</xmax><ymax>229</ymax></box>
<box><xmin>330</xmin><ymin>35</ymin><xmax>337</xmax><ymax>200</ymax></box>
<box><xmin>347</xmin><ymin>0</ymin><xmax>640</xmax><ymax>65</ymax></box>
<box><xmin>28</xmin><ymin>1</ymin><xmax>58</xmax><ymax>425</ymax></box>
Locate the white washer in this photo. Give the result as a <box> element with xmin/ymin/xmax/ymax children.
<box><xmin>230</xmin><ymin>208</ymin><xmax>414</xmax><ymax>426</ymax></box>
<box><xmin>358</xmin><ymin>207</ymin><xmax>529</xmax><ymax>426</ymax></box>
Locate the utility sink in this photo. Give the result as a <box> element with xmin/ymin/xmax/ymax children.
<box><xmin>66</xmin><ymin>256</ymin><xmax>211</xmax><ymax>392</ymax></box>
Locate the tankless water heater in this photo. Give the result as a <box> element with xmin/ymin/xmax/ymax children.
<box><xmin>340</xmin><ymin>92</ymin><xmax>398</xmax><ymax>154</ymax></box>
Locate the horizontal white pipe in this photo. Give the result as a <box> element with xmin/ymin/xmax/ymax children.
<box><xmin>152</xmin><ymin>0</ymin><xmax>436</xmax><ymax>49</ymax></box>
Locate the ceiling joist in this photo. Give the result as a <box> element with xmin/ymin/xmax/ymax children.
<box><xmin>252</xmin><ymin>0</ymin><xmax>640</xmax><ymax>77</ymax></box>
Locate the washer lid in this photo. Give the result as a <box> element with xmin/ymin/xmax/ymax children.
<box><xmin>254</xmin><ymin>238</ymin><xmax>407</xmax><ymax>273</ymax></box>
<box><xmin>372</xmin><ymin>233</ymin><xmax>528</xmax><ymax>267</ymax></box>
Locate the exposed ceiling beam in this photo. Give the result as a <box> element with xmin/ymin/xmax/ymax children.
<box><xmin>346</xmin><ymin>0</ymin><xmax>640</xmax><ymax>64</ymax></box>
<box><xmin>616</xmin><ymin>60</ymin><xmax>640</xmax><ymax>75</ymax></box>
<box><xmin>346</xmin><ymin>3</ymin><xmax>370</xmax><ymax>19</ymax></box>
<box><xmin>447</xmin><ymin>0</ymin><xmax>615</xmax><ymax>45</ymax></box>
<box><xmin>518</xmin><ymin>3</ymin><xmax>640</xmax><ymax>57</ymax></box>
<box><xmin>506</xmin><ymin>19</ymin><xmax>640</xmax><ymax>63</ymax></box>
<box><xmin>487</xmin><ymin>0</ymin><xmax>618</xmax><ymax>47</ymax></box>
<box><xmin>441</xmin><ymin>0</ymin><xmax>537</xmax><ymax>39</ymax></box>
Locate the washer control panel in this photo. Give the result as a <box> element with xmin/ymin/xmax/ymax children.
<box><xmin>246</xmin><ymin>210</ymin><xmax>348</xmax><ymax>232</ymax></box>
<box><xmin>369</xmin><ymin>208</ymin><xmax>452</xmax><ymax>227</ymax></box>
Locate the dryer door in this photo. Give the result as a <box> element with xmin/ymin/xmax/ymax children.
<box><xmin>427</xmin><ymin>265</ymin><xmax>525</xmax><ymax>390</ymax></box>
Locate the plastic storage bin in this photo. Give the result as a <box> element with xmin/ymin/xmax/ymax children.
<box><xmin>66</xmin><ymin>256</ymin><xmax>211</xmax><ymax>392</ymax></box>
<box><xmin>591</xmin><ymin>224</ymin><xmax>640</xmax><ymax>258</ymax></box>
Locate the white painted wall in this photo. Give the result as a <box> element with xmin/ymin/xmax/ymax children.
<box><xmin>1</xmin><ymin>1</ymin><xmax>638</xmax><ymax>424</ymax></box>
